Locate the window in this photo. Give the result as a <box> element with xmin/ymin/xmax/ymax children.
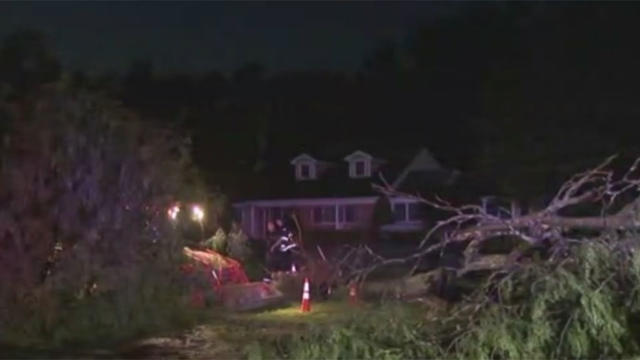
<box><xmin>313</xmin><ymin>206</ymin><xmax>335</xmax><ymax>223</ymax></box>
<box><xmin>300</xmin><ymin>164</ymin><xmax>310</xmax><ymax>178</ymax></box>
<box><xmin>355</xmin><ymin>161</ymin><xmax>365</xmax><ymax>176</ymax></box>
<box><xmin>349</xmin><ymin>159</ymin><xmax>370</xmax><ymax>178</ymax></box>
<box><xmin>393</xmin><ymin>203</ymin><xmax>407</xmax><ymax>222</ymax></box>
<box><xmin>296</xmin><ymin>162</ymin><xmax>316</xmax><ymax>180</ymax></box>
<box><xmin>408</xmin><ymin>203</ymin><xmax>424</xmax><ymax>221</ymax></box>
<box><xmin>344</xmin><ymin>151</ymin><xmax>374</xmax><ymax>178</ymax></box>
<box><xmin>292</xmin><ymin>154</ymin><xmax>318</xmax><ymax>181</ymax></box>
<box><xmin>339</xmin><ymin>205</ymin><xmax>356</xmax><ymax>223</ymax></box>
<box><xmin>393</xmin><ymin>202</ymin><xmax>423</xmax><ymax>223</ymax></box>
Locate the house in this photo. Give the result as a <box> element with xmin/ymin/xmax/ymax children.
<box><xmin>232</xmin><ymin>146</ymin><xmax>468</xmax><ymax>241</ymax></box>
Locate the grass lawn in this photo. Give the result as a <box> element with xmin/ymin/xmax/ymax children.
<box><xmin>238</xmin><ymin>300</ymin><xmax>373</xmax><ymax>324</ymax></box>
<box><xmin>118</xmin><ymin>295</ymin><xmax>440</xmax><ymax>360</ymax></box>
<box><xmin>1</xmin><ymin>291</ymin><xmax>432</xmax><ymax>359</ymax></box>
<box><xmin>118</xmin><ymin>299</ymin><xmax>385</xmax><ymax>359</ymax></box>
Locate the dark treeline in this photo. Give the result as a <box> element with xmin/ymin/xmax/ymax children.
<box><xmin>2</xmin><ymin>3</ymin><xmax>640</xmax><ymax>201</ymax></box>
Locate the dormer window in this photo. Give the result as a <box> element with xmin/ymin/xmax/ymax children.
<box><xmin>290</xmin><ymin>153</ymin><xmax>318</xmax><ymax>181</ymax></box>
<box><xmin>354</xmin><ymin>160</ymin><xmax>366</xmax><ymax>177</ymax></box>
<box><xmin>344</xmin><ymin>150</ymin><xmax>374</xmax><ymax>178</ymax></box>
<box><xmin>297</xmin><ymin>162</ymin><xmax>316</xmax><ymax>180</ymax></box>
<box><xmin>300</xmin><ymin>164</ymin><xmax>311</xmax><ymax>178</ymax></box>
<box><xmin>349</xmin><ymin>159</ymin><xmax>370</xmax><ymax>178</ymax></box>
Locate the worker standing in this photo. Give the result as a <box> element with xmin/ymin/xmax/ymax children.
<box><xmin>265</xmin><ymin>219</ymin><xmax>291</xmax><ymax>270</ymax></box>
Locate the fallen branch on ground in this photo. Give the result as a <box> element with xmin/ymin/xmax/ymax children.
<box><xmin>348</xmin><ymin>155</ymin><xmax>640</xmax><ymax>288</ymax></box>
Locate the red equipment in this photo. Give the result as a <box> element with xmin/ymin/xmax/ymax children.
<box><xmin>181</xmin><ymin>247</ymin><xmax>284</xmax><ymax>311</ymax></box>
<box><xmin>181</xmin><ymin>247</ymin><xmax>249</xmax><ymax>306</ymax></box>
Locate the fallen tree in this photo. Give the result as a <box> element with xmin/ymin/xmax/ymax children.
<box><xmin>259</xmin><ymin>157</ymin><xmax>640</xmax><ymax>359</ymax></box>
<box><xmin>265</xmin><ymin>238</ymin><xmax>640</xmax><ymax>360</ymax></box>
<box><xmin>320</xmin><ymin>155</ymin><xmax>640</xmax><ymax>299</ymax></box>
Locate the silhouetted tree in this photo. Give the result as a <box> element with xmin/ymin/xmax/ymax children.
<box><xmin>0</xmin><ymin>29</ymin><xmax>61</xmax><ymax>98</ymax></box>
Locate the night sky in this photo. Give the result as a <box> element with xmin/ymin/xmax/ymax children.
<box><xmin>0</xmin><ymin>2</ymin><xmax>455</xmax><ymax>74</ymax></box>
<box><xmin>4</xmin><ymin>1</ymin><xmax>638</xmax><ymax>201</ymax></box>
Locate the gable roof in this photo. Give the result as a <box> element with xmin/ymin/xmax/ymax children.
<box><xmin>392</xmin><ymin>148</ymin><xmax>442</xmax><ymax>187</ymax></box>
<box><xmin>344</xmin><ymin>150</ymin><xmax>374</xmax><ymax>161</ymax></box>
<box><xmin>290</xmin><ymin>153</ymin><xmax>317</xmax><ymax>164</ymax></box>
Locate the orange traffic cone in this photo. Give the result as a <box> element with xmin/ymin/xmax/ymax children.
<box><xmin>301</xmin><ymin>277</ymin><xmax>311</xmax><ymax>312</ymax></box>
<box><xmin>349</xmin><ymin>282</ymin><xmax>358</xmax><ymax>305</ymax></box>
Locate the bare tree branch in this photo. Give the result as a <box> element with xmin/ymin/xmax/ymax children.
<box><xmin>353</xmin><ymin>155</ymin><xmax>640</xmax><ymax>283</ymax></box>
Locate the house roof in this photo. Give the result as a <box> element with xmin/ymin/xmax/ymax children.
<box><xmin>290</xmin><ymin>153</ymin><xmax>317</xmax><ymax>164</ymax></box>
<box><xmin>344</xmin><ymin>150</ymin><xmax>374</xmax><ymax>161</ymax></box>
<box><xmin>235</xmin><ymin>162</ymin><xmax>380</xmax><ymax>201</ymax></box>
<box><xmin>231</xmin><ymin>144</ymin><xmax>477</xmax><ymax>202</ymax></box>
<box><xmin>392</xmin><ymin>148</ymin><xmax>442</xmax><ymax>187</ymax></box>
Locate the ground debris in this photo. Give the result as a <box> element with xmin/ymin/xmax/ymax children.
<box><xmin>118</xmin><ymin>324</ymin><xmax>243</xmax><ymax>359</ymax></box>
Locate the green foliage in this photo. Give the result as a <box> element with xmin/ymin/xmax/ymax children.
<box><xmin>227</xmin><ymin>224</ymin><xmax>251</xmax><ymax>262</ymax></box>
<box><xmin>259</xmin><ymin>238</ymin><xmax>640</xmax><ymax>359</ymax></box>
<box><xmin>205</xmin><ymin>228</ymin><xmax>228</xmax><ymax>254</ymax></box>
<box><xmin>1</xmin><ymin>266</ymin><xmax>198</xmax><ymax>351</ymax></box>
<box><xmin>226</xmin><ymin>224</ymin><xmax>265</xmax><ymax>280</ymax></box>
<box><xmin>0</xmin><ymin>88</ymin><xmax>208</xmax><ymax>350</ymax></box>
<box><xmin>256</xmin><ymin>304</ymin><xmax>441</xmax><ymax>360</ymax></box>
<box><xmin>450</xmin><ymin>240</ymin><xmax>632</xmax><ymax>360</ymax></box>
<box><xmin>201</xmin><ymin>224</ymin><xmax>264</xmax><ymax>280</ymax></box>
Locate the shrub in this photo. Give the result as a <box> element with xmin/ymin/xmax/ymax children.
<box><xmin>1</xmin><ymin>265</ymin><xmax>198</xmax><ymax>350</ymax></box>
<box><xmin>227</xmin><ymin>224</ymin><xmax>251</xmax><ymax>262</ymax></box>
<box><xmin>206</xmin><ymin>228</ymin><xmax>228</xmax><ymax>254</ymax></box>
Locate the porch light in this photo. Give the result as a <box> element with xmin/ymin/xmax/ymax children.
<box><xmin>191</xmin><ymin>205</ymin><xmax>204</xmax><ymax>222</ymax></box>
<box><xmin>168</xmin><ymin>205</ymin><xmax>180</xmax><ymax>220</ymax></box>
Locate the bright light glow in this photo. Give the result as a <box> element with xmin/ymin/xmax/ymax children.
<box><xmin>168</xmin><ymin>205</ymin><xmax>180</xmax><ymax>220</ymax></box>
<box><xmin>192</xmin><ymin>205</ymin><xmax>204</xmax><ymax>222</ymax></box>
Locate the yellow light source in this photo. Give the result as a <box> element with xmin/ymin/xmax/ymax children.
<box><xmin>168</xmin><ymin>205</ymin><xmax>180</xmax><ymax>220</ymax></box>
<box><xmin>191</xmin><ymin>205</ymin><xmax>204</xmax><ymax>222</ymax></box>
